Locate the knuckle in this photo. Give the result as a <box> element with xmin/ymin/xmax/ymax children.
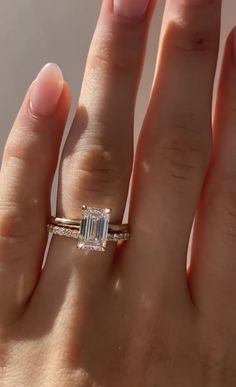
<box><xmin>201</xmin><ymin>349</ymin><xmax>234</xmax><ymax>385</ymax></box>
<box><xmin>4</xmin><ymin>141</ymin><xmax>29</xmax><ymax>165</ymax></box>
<box><xmin>88</xmin><ymin>33</ymin><xmax>140</xmax><ymax>77</ymax></box>
<box><xmin>119</xmin><ymin>306</ymin><xmax>195</xmax><ymax>385</ymax></box>
<box><xmin>204</xmin><ymin>178</ymin><xmax>236</xmax><ymax>239</ymax></box>
<box><xmin>122</xmin><ymin>316</ymin><xmax>173</xmax><ymax>379</ymax></box>
<box><xmin>89</xmin><ymin>48</ymin><xmax>129</xmax><ymax>75</ymax></box>
<box><xmin>62</xmin><ymin>143</ymin><xmax>129</xmax><ymax>200</ymax></box>
<box><xmin>0</xmin><ymin>212</ymin><xmax>27</xmax><ymax>242</ymax></box>
<box><xmin>166</xmin><ymin>4</ymin><xmax>219</xmax><ymax>56</ymax></box>
<box><xmin>172</xmin><ymin>32</ymin><xmax>211</xmax><ymax>54</ymax></box>
<box><xmin>0</xmin><ymin>208</ymin><xmax>40</xmax><ymax>244</ymax></box>
<box><xmin>225</xmin><ymin>101</ymin><xmax>236</xmax><ymax>123</ymax></box>
<box><xmin>3</xmin><ymin>130</ymin><xmax>47</xmax><ymax>168</ymax></box>
<box><xmin>0</xmin><ymin>214</ymin><xmax>41</xmax><ymax>267</ymax></box>
<box><xmin>199</xmin><ymin>308</ymin><xmax>236</xmax><ymax>385</ymax></box>
<box><xmin>158</xmin><ymin>136</ymin><xmax>210</xmax><ymax>188</ymax></box>
<box><xmin>200</xmin><ymin>332</ymin><xmax>236</xmax><ymax>385</ymax></box>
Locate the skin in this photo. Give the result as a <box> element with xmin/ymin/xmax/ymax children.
<box><xmin>1</xmin><ymin>0</ymin><xmax>236</xmax><ymax>385</ymax></box>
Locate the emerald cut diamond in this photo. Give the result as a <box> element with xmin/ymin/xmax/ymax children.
<box><xmin>78</xmin><ymin>206</ymin><xmax>111</xmax><ymax>251</ymax></box>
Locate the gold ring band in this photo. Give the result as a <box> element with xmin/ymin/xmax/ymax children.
<box><xmin>47</xmin><ymin>206</ymin><xmax>130</xmax><ymax>252</ymax></box>
<box><xmin>50</xmin><ymin>216</ymin><xmax>128</xmax><ymax>232</ymax></box>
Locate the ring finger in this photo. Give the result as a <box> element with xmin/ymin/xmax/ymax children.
<box><xmin>37</xmin><ymin>0</ymin><xmax>156</xmax><ymax>297</ymax></box>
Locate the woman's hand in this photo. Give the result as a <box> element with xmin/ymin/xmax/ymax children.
<box><xmin>0</xmin><ymin>0</ymin><xmax>235</xmax><ymax>386</ymax></box>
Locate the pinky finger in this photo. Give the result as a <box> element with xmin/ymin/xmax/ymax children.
<box><xmin>0</xmin><ymin>63</ymin><xmax>71</xmax><ymax>326</ymax></box>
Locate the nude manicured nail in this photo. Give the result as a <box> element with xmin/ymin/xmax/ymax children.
<box><xmin>114</xmin><ymin>0</ymin><xmax>150</xmax><ymax>21</ymax></box>
<box><xmin>30</xmin><ymin>63</ymin><xmax>64</xmax><ymax>116</ymax></box>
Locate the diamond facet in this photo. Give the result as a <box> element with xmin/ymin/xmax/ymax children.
<box><xmin>78</xmin><ymin>206</ymin><xmax>111</xmax><ymax>251</ymax></box>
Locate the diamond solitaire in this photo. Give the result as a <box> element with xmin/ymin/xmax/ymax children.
<box><xmin>78</xmin><ymin>206</ymin><xmax>111</xmax><ymax>251</ymax></box>
<box><xmin>47</xmin><ymin>209</ymin><xmax>130</xmax><ymax>252</ymax></box>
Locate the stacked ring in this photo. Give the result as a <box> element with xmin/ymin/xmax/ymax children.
<box><xmin>47</xmin><ymin>205</ymin><xmax>130</xmax><ymax>252</ymax></box>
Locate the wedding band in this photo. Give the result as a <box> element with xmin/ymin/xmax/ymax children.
<box><xmin>47</xmin><ymin>205</ymin><xmax>130</xmax><ymax>252</ymax></box>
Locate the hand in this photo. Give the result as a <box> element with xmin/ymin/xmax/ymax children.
<box><xmin>0</xmin><ymin>0</ymin><xmax>235</xmax><ymax>386</ymax></box>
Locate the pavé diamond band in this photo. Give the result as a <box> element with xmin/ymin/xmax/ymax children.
<box><xmin>47</xmin><ymin>206</ymin><xmax>130</xmax><ymax>252</ymax></box>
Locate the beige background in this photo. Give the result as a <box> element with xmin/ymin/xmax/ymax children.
<box><xmin>0</xmin><ymin>1</ymin><xmax>235</xmax><ymax>210</ymax></box>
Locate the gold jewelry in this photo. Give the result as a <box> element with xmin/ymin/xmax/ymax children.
<box><xmin>47</xmin><ymin>205</ymin><xmax>130</xmax><ymax>252</ymax></box>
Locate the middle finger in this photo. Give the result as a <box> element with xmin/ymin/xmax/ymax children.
<box><xmin>125</xmin><ymin>0</ymin><xmax>222</xmax><ymax>297</ymax></box>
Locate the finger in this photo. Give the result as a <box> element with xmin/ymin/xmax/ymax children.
<box><xmin>40</xmin><ymin>0</ymin><xmax>156</xmax><ymax>289</ymax></box>
<box><xmin>125</xmin><ymin>0</ymin><xmax>222</xmax><ymax>295</ymax></box>
<box><xmin>58</xmin><ymin>0</ymin><xmax>155</xmax><ymax>223</ymax></box>
<box><xmin>0</xmin><ymin>64</ymin><xmax>71</xmax><ymax>325</ymax></box>
<box><xmin>189</xmin><ymin>28</ymin><xmax>236</xmax><ymax>324</ymax></box>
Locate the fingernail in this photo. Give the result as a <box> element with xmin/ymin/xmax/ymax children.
<box><xmin>114</xmin><ymin>0</ymin><xmax>150</xmax><ymax>21</ymax></box>
<box><xmin>30</xmin><ymin>63</ymin><xmax>64</xmax><ymax>116</ymax></box>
